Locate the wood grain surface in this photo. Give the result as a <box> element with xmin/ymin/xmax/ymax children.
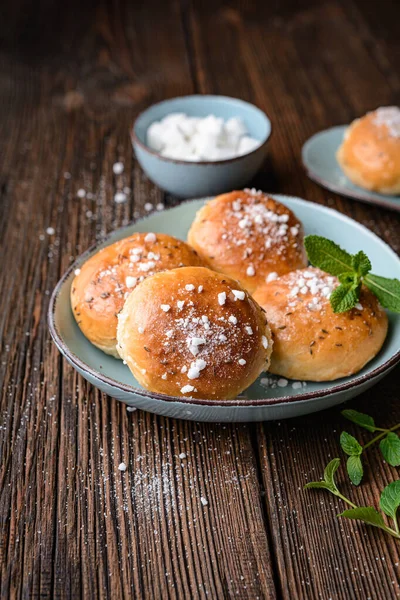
<box><xmin>1</xmin><ymin>0</ymin><xmax>399</xmax><ymax>598</ymax></box>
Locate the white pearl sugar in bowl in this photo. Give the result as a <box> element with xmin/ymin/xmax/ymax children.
<box><xmin>146</xmin><ymin>113</ymin><xmax>261</xmax><ymax>162</ymax></box>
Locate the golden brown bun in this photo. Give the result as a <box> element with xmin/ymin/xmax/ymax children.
<box><xmin>253</xmin><ymin>267</ymin><xmax>388</xmax><ymax>381</ymax></box>
<box><xmin>117</xmin><ymin>266</ymin><xmax>272</xmax><ymax>399</ymax></box>
<box><xmin>187</xmin><ymin>190</ymin><xmax>308</xmax><ymax>293</ymax></box>
<box><xmin>71</xmin><ymin>233</ymin><xmax>205</xmax><ymax>358</ymax></box>
<box><xmin>337</xmin><ymin>106</ymin><xmax>400</xmax><ymax>195</ymax></box>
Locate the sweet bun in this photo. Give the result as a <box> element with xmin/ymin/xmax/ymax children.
<box><xmin>116</xmin><ymin>266</ymin><xmax>272</xmax><ymax>399</ymax></box>
<box><xmin>337</xmin><ymin>106</ymin><xmax>400</xmax><ymax>195</ymax></box>
<box><xmin>187</xmin><ymin>189</ymin><xmax>307</xmax><ymax>293</ymax></box>
<box><xmin>253</xmin><ymin>267</ymin><xmax>388</xmax><ymax>381</ymax></box>
<box><xmin>71</xmin><ymin>233</ymin><xmax>205</xmax><ymax>358</ymax></box>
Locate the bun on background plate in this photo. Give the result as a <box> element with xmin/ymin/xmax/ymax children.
<box><xmin>337</xmin><ymin>106</ymin><xmax>400</xmax><ymax>195</ymax></box>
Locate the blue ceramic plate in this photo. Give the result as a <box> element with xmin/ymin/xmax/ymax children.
<box><xmin>302</xmin><ymin>126</ymin><xmax>400</xmax><ymax>212</ymax></box>
<box><xmin>48</xmin><ymin>196</ymin><xmax>400</xmax><ymax>422</ymax></box>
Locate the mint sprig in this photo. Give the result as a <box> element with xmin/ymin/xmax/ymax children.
<box><xmin>305</xmin><ymin>459</ymin><xmax>400</xmax><ymax>539</ymax></box>
<box><xmin>339</xmin><ymin>506</ymin><xmax>399</xmax><ymax>538</ymax></box>
<box><xmin>380</xmin><ymin>480</ymin><xmax>400</xmax><ymax>534</ymax></box>
<box><xmin>304</xmin><ymin>235</ymin><xmax>400</xmax><ymax>313</ymax></box>
<box><xmin>380</xmin><ymin>433</ymin><xmax>400</xmax><ymax>467</ymax></box>
<box><xmin>339</xmin><ymin>431</ymin><xmax>363</xmax><ymax>485</ymax></box>
<box><xmin>304</xmin><ymin>236</ymin><xmax>353</xmax><ymax>276</ymax></box>
<box><xmin>304</xmin><ymin>458</ymin><xmax>356</xmax><ymax>507</ymax></box>
<box><xmin>364</xmin><ymin>274</ymin><xmax>400</xmax><ymax>313</ymax></box>
<box><xmin>305</xmin><ymin>408</ymin><xmax>400</xmax><ymax>541</ymax></box>
<box><xmin>340</xmin><ymin>409</ymin><xmax>400</xmax><ymax>484</ymax></box>
<box><xmin>352</xmin><ymin>251</ymin><xmax>371</xmax><ymax>277</ymax></box>
<box><xmin>341</xmin><ymin>409</ymin><xmax>376</xmax><ymax>432</ymax></box>
<box><xmin>329</xmin><ymin>281</ymin><xmax>360</xmax><ymax>313</ymax></box>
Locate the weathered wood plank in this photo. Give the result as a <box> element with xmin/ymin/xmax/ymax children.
<box><xmin>257</xmin><ymin>374</ymin><xmax>400</xmax><ymax>600</ymax></box>
<box><xmin>187</xmin><ymin>1</ymin><xmax>400</xmax><ymax>598</ymax></box>
<box><xmin>0</xmin><ymin>1</ymin><xmax>277</xmax><ymax>599</ymax></box>
<box><xmin>1</xmin><ymin>0</ymin><xmax>400</xmax><ymax>599</ymax></box>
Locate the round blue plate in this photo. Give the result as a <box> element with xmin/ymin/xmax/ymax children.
<box><xmin>48</xmin><ymin>196</ymin><xmax>400</xmax><ymax>422</ymax></box>
<box><xmin>302</xmin><ymin>126</ymin><xmax>400</xmax><ymax>212</ymax></box>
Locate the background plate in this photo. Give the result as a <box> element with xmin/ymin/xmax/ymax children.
<box><xmin>49</xmin><ymin>195</ymin><xmax>400</xmax><ymax>422</ymax></box>
<box><xmin>302</xmin><ymin>126</ymin><xmax>400</xmax><ymax>212</ymax></box>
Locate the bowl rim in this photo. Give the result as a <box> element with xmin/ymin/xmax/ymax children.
<box><xmin>131</xmin><ymin>94</ymin><xmax>272</xmax><ymax>166</ymax></box>
<box><xmin>302</xmin><ymin>125</ymin><xmax>400</xmax><ymax>213</ymax></box>
<box><xmin>48</xmin><ymin>195</ymin><xmax>400</xmax><ymax>408</ymax></box>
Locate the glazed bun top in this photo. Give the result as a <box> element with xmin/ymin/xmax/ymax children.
<box><xmin>117</xmin><ymin>266</ymin><xmax>272</xmax><ymax>399</ymax></box>
<box><xmin>71</xmin><ymin>232</ymin><xmax>205</xmax><ymax>357</ymax></box>
<box><xmin>187</xmin><ymin>189</ymin><xmax>307</xmax><ymax>293</ymax></box>
<box><xmin>337</xmin><ymin>106</ymin><xmax>400</xmax><ymax>195</ymax></box>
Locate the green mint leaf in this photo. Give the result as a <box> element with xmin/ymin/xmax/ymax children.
<box><xmin>351</xmin><ymin>251</ymin><xmax>371</xmax><ymax>277</ymax></box>
<box><xmin>364</xmin><ymin>274</ymin><xmax>400</xmax><ymax>313</ymax></box>
<box><xmin>380</xmin><ymin>481</ymin><xmax>400</xmax><ymax>522</ymax></box>
<box><xmin>340</xmin><ymin>432</ymin><xmax>363</xmax><ymax>456</ymax></box>
<box><xmin>304</xmin><ymin>235</ymin><xmax>353</xmax><ymax>276</ymax></box>
<box><xmin>304</xmin><ymin>458</ymin><xmax>341</xmax><ymax>494</ymax></box>
<box><xmin>346</xmin><ymin>455</ymin><xmax>363</xmax><ymax>486</ymax></box>
<box><xmin>380</xmin><ymin>432</ymin><xmax>400</xmax><ymax>467</ymax></box>
<box><xmin>341</xmin><ymin>409</ymin><xmax>376</xmax><ymax>432</ymax></box>
<box><xmin>338</xmin><ymin>272</ymin><xmax>358</xmax><ymax>286</ymax></box>
<box><xmin>339</xmin><ymin>507</ymin><xmax>387</xmax><ymax>532</ymax></box>
<box><xmin>304</xmin><ymin>481</ymin><xmax>335</xmax><ymax>491</ymax></box>
<box><xmin>330</xmin><ymin>283</ymin><xmax>360</xmax><ymax>313</ymax></box>
<box><xmin>323</xmin><ymin>458</ymin><xmax>341</xmax><ymax>492</ymax></box>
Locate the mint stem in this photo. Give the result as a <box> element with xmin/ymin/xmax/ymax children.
<box><xmin>363</xmin><ymin>423</ymin><xmax>400</xmax><ymax>450</ymax></box>
<box><xmin>394</xmin><ymin>516</ymin><xmax>400</xmax><ymax>537</ymax></box>
<box><xmin>335</xmin><ymin>491</ymin><xmax>357</xmax><ymax>509</ymax></box>
<box><xmin>382</xmin><ymin>525</ymin><xmax>400</xmax><ymax>539</ymax></box>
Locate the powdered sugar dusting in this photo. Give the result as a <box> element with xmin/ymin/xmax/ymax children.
<box><xmin>94</xmin><ymin>238</ymin><xmax>165</xmax><ymax>301</ymax></box>
<box><xmin>277</xmin><ymin>268</ymin><xmax>338</xmax><ymax>313</ymax></box>
<box><xmin>181</xmin><ymin>385</ymin><xmax>195</xmax><ymax>394</ymax></box>
<box><xmin>151</xmin><ymin>282</ymin><xmax>269</xmax><ymax>394</ymax></box>
<box><xmin>144</xmin><ymin>232</ymin><xmax>157</xmax><ymax>243</ymax></box>
<box><xmin>215</xmin><ymin>191</ymin><xmax>302</xmax><ymax>279</ymax></box>
<box><xmin>373</xmin><ymin>106</ymin><xmax>400</xmax><ymax>138</ymax></box>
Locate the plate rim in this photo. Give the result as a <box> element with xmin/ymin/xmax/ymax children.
<box><xmin>302</xmin><ymin>125</ymin><xmax>400</xmax><ymax>213</ymax></box>
<box><xmin>48</xmin><ymin>195</ymin><xmax>400</xmax><ymax>408</ymax></box>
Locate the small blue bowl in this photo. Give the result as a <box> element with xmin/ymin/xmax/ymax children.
<box><xmin>132</xmin><ymin>95</ymin><xmax>271</xmax><ymax>197</ymax></box>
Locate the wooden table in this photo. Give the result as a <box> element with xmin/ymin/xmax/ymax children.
<box><xmin>1</xmin><ymin>0</ymin><xmax>400</xmax><ymax>597</ymax></box>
